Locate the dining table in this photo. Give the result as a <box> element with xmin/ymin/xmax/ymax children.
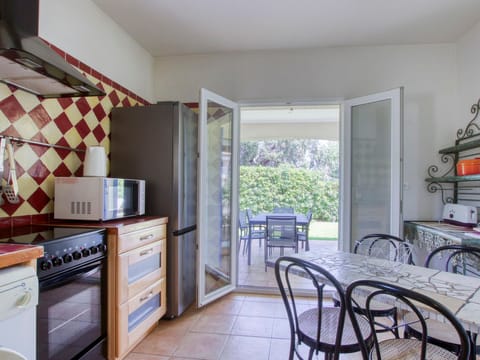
<box><xmin>266</xmin><ymin>247</ymin><xmax>480</xmax><ymax>334</ymax></box>
<box><xmin>247</xmin><ymin>212</ymin><xmax>309</xmax><ymax>265</ymax></box>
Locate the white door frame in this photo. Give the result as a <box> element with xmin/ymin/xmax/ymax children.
<box><xmin>340</xmin><ymin>88</ymin><xmax>403</xmax><ymax>252</ymax></box>
<box><xmin>197</xmin><ymin>88</ymin><xmax>239</xmax><ymax>307</ymax></box>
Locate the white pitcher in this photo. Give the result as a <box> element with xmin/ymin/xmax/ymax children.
<box><xmin>83</xmin><ymin>146</ymin><xmax>106</xmax><ymax>177</ymax></box>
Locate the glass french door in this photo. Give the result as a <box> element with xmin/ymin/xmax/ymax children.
<box><xmin>340</xmin><ymin>88</ymin><xmax>403</xmax><ymax>251</ymax></box>
<box><xmin>197</xmin><ymin>88</ymin><xmax>239</xmax><ymax>307</ymax></box>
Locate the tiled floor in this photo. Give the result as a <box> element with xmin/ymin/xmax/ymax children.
<box><xmin>238</xmin><ymin>239</ymin><xmax>338</xmax><ymax>288</ymax></box>
<box><xmin>125</xmin><ymin>293</ymin><xmax>364</xmax><ymax>360</ymax></box>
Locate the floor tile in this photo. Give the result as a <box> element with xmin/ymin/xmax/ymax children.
<box><xmin>231</xmin><ymin>315</ymin><xmax>274</xmax><ymax>337</ymax></box>
<box><xmin>132</xmin><ymin>333</ymin><xmax>182</xmax><ymax>356</ymax></box>
<box><xmin>124</xmin><ymin>353</ymin><xmax>169</xmax><ymax>360</ymax></box>
<box><xmin>173</xmin><ymin>332</ymin><xmax>228</xmax><ymax>359</ymax></box>
<box><xmin>220</xmin><ymin>335</ymin><xmax>271</xmax><ymax>360</ymax></box>
<box><xmin>190</xmin><ymin>313</ymin><xmax>237</xmax><ymax>334</ymax></box>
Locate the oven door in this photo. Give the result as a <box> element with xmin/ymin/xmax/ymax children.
<box><xmin>37</xmin><ymin>259</ymin><xmax>107</xmax><ymax>360</ymax></box>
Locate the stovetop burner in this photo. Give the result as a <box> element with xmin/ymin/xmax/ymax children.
<box><xmin>0</xmin><ymin>225</ymin><xmax>98</xmax><ymax>244</ymax></box>
<box><xmin>0</xmin><ymin>225</ymin><xmax>107</xmax><ymax>279</ymax></box>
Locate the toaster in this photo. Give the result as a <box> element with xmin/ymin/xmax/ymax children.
<box><xmin>442</xmin><ymin>204</ymin><xmax>478</xmax><ymax>227</ymax></box>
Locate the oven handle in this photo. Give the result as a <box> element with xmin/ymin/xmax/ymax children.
<box><xmin>39</xmin><ymin>261</ymin><xmax>103</xmax><ymax>291</ymax></box>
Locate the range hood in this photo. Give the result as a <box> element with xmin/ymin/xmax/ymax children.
<box><xmin>0</xmin><ymin>0</ymin><xmax>105</xmax><ymax>98</ymax></box>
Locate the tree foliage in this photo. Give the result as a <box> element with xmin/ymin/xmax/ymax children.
<box><xmin>239</xmin><ymin>139</ymin><xmax>339</xmax><ymax>221</ymax></box>
<box><xmin>239</xmin><ymin>165</ymin><xmax>339</xmax><ymax>222</ymax></box>
<box><xmin>240</xmin><ymin>139</ymin><xmax>339</xmax><ymax>179</ymax></box>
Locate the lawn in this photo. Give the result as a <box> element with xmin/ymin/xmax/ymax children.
<box><xmin>309</xmin><ymin>221</ymin><xmax>338</xmax><ymax>240</ymax></box>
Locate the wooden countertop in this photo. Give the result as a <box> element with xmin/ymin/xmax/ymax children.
<box><xmin>0</xmin><ymin>244</ymin><xmax>43</xmax><ymax>269</ymax></box>
<box><xmin>40</xmin><ymin>215</ymin><xmax>168</xmax><ymax>235</ymax></box>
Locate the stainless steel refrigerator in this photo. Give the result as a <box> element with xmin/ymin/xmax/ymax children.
<box><xmin>110</xmin><ymin>102</ymin><xmax>197</xmax><ymax>318</ymax></box>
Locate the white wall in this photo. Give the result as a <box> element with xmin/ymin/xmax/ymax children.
<box><xmin>154</xmin><ymin>44</ymin><xmax>459</xmax><ymax>221</ymax></box>
<box><xmin>39</xmin><ymin>0</ymin><xmax>155</xmax><ymax>102</ymax></box>
<box><xmin>457</xmin><ymin>21</ymin><xmax>480</xmax><ymax>123</ymax></box>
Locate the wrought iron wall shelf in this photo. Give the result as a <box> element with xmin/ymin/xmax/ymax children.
<box><xmin>426</xmin><ymin>98</ymin><xmax>480</xmax><ymax>205</ymax></box>
<box><xmin>425</xmin><ymin>175</ymin><xmax>480</xmax><ymax>183</ymax></box>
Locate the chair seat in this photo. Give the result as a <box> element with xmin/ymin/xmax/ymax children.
<box><xmin>298</xmin><ymin>307</ymin><xmax>371</xmax><ymax>349</ymax></box>
<box><xmin>404</xmin><ymin>313</ymin><xmax>463</xmax><ymax>345</ymax></box>
<box><xmin>371</xmin><ymin>338</ymin><xmax>457</xmax><ymax>360</ymax></box>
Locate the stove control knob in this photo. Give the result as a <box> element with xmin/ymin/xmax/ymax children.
<box><xmin>40</xmin><ymin>260</ymin><xmax>52</xmax><ymax>271</ymax></box>
<box><xmin>52</xmin><ymin>257</ymin><xmax>63</xmax><ymax>267</ymax></box>
<box><xmin>63</xmin><ymin>254</ymin><xmax>73</xmax><ymax>263</ymax></box>
<box><xmin>89</xmin><ymin>246</ymin><xmax>98</xmax><ymax>254</ymax></box>
<box><xmin>82</xmin><ymin>248</ymin><xmax>91</xmax><ymax>257</ymax></box>
<box><xmin>72</xmin><ymin>251</ymin><xmax>82</xmax><ymax>260</ymax></box>
<box><xmin>97</xmin><ymin>244</ymin><xmax>107</xmax><ymax>253</ymax></box>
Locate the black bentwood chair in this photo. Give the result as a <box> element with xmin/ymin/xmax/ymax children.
<box><xmin>334</xmin><ymin>233</ymin><xmax>413</xmax><ymax>338</ymax></box>
<box><xmin>346</xmin><ymin>280</ymin><xmax>471</xmax><ymax>360</ymax></box>
<box><xmin>275</xmin><ymin>256</ymin><xmax>372</xmax><ymax>360</ymax></box>
<box><xmin>404</xmin><ymin>245</ymin><xmax>480</xmax><ymax>358</ymax></box>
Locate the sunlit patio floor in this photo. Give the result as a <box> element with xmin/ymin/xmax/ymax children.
<box><xmin>237</xmin><ymin>239</ymin><xmax>338</xmax><ymax>289</ymax></box>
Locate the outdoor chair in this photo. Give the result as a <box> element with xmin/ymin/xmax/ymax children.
<box><xmin>297</xmin><ymin>209</ymin><xmax>313</xmax><ymax>251</ymax></box>
<box><xmin>273</xmin><ymin>206</ymin><xmax>294</xmax><ymax>213</ymax></box>
<box><xmin>333</xmin><ymin>233</ymin><xmax>413</xmax><ymax>338</ymax></box>
<box><xmin>245</xmin><ymin>209</ymin><xmax>265</xmax><ymax>250</ymax></box>
<box><xmin>265</xmin><ymin>216</ymin><xmax>297</xmax><ymax>271</ymax></box>
<box><xmin>346</xmin><ymin>279</ymin><xmax>471</xmax><ymax>360</ymax></box>
<box><xmin>275</xmin><ymin>256</ymin><xmax>372</xmax><ymax>360</ymax></box>
<box><xmin>238</xmin><ymin>210</ymin><xmax>250</xmax><ymax>255</ymax></box>
<box><xmin>404</xmin><ymin>244</ymin><xmax>480</xmax><ymax>358</ymax></box>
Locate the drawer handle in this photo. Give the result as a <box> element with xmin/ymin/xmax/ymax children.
<box><xmin>139</xmin><ymin>248</ymin><xmax>154</xmax><ymax>256</ymax></box>
<box><xmin>140</xmin><ymin>291</ymin><xmax>154</xmax><ymax>302</ymax></box>
<box><xmin>139</xmin><ymin>234</ymin><xmax>154</xmax><ymax>241</ymax></box>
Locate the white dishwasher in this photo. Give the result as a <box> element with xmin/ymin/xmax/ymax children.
<box><xmin>0</xmin><ymin>265</ymin><xmax>39</xmax><ymax>360</ymax></box>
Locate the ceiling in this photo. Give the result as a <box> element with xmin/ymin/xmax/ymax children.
<box><xmin>92</xmin><ymin>0</ymin><xmax>480</xmax><ymax>57</ymax></box>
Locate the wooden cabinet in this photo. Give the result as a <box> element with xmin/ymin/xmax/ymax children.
<box><xmin>45</xmin><ymin>216</ymin><xmax>168</xmax><ymax>359</ymax></box>
<box><xmin>107</xmin><ymin>217</ymin><xmax>168</xmax><ymax>360</ymax></box>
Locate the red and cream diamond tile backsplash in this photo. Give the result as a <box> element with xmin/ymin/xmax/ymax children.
<box><xmin>0</xmin><ymin>41</ymin><xmax>150</xmax><ymax>226</ymax></box>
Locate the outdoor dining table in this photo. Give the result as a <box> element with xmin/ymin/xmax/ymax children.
<box><xmin>247</xmin><ymin>212</ymin><xmax>309</xmax><ymax>265</ymax></box>
<box><xmin>266</xmin><ymin>247</ymin><xmax>480</xmax><ymax>334</ymax></box>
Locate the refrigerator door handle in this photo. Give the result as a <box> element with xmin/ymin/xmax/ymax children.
<box><xmin>173</xmin><ymin>225</ymin><xmax>197</xmax><ymax>237</ymax></box>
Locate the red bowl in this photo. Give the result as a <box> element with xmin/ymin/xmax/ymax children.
<box><xmin>457</xmin><ymin>158</ymin><xmax>480</xmax><ymax>176</ymax></box>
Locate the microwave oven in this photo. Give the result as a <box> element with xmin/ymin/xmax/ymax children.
<box><xmin>54</xmin><ymin>177</ymin><xmax>146</xmax><ymax>221</ymax></box>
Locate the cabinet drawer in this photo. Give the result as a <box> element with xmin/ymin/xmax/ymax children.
<box><xmin>117</xmin><ymin>278</ymin><xmax>166</xmax><ymax>357</ymax></box>
<box><xmin>117</xmin><ymin>240</ymin><xmax>166</xmax><ymax>303</ymax></box>
<box><xmin>117</xmin><ymin>224</ymin><xmax>166</xmax><ymax>254</ymax></box>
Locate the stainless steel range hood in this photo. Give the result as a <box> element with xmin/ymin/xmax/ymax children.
<box><xmin>0</xmin><ymin>0</ymin><xmax>105</xmax><ymax>98</ymax></box>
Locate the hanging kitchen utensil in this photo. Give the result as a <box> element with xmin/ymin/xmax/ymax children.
<box><xmin>0</xmin><ymin>137</ymin><xmax>5</xmax><ymax>206</ymax></box>
<box><xmin>4</xmin><ymin>139</ymin><xmax>19</xmax><ymax>204</ymax></box>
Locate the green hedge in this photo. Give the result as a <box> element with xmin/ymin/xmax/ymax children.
<box><xmin>239</xmin><ymin>165</ymin><xmax>339</xmax><ymax>221</ymax></box>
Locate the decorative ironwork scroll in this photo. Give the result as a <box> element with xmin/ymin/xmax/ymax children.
<box><xmin>457</xmin><ymin>98</ymin><xmax>480</xmax><ymax>140</ymax></box>
<box><xmin>426</xmin><ymin>182</ymin><xmax>454</xmax><ymax>204</ymax></box>
<box><xmin>427</xmin><ymin>154</ymin><xmax>455</xmax><ymax>178</ymax></box>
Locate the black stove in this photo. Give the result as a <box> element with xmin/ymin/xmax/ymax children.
<box><xmin>0</xmin><ymin>225</ymin><xmax>107</xmax><ymax>280</ymax></box>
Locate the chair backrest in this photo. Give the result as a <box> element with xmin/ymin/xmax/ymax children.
<box><xmin>239</xmin><ymin>210</ymin><xmax>248</xmax><ymax>229</ymax></box>
<box><xmin>266</xmin><ymin>216</ymin><xmax>297</xmax><ymax>245</ymax></box>
<box><xmin>306</xmin><ymin>209</ymin><xmax>313</xmax><ymax>223</ymax></box>
<box><xmin>425</xmin><ymin>244</ymin><xmax>480</xmax><ymax>276</ymax></box>
<box><xmin>275</xmin><ymin>256</ymin><xmax>349</xmax><ymax>359</ymax></box>
<box><xmin>246</xmin><ymin>208</ymin><xmax>254</xmax><ymax>221</ymax></box>
<box><xmin>346</xmin><ymin>279</ymin><xmax>471</xmax><ymax>360</ymax></box>
<box><xmin>354</xmin><ymin>233</ymin><xmax>413</xmax><ymax>264</ymax></box>
<box><xmin>273</xmin><ymin>206</ymin><xmax>294</xmax><ymax>213</ymax></box>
